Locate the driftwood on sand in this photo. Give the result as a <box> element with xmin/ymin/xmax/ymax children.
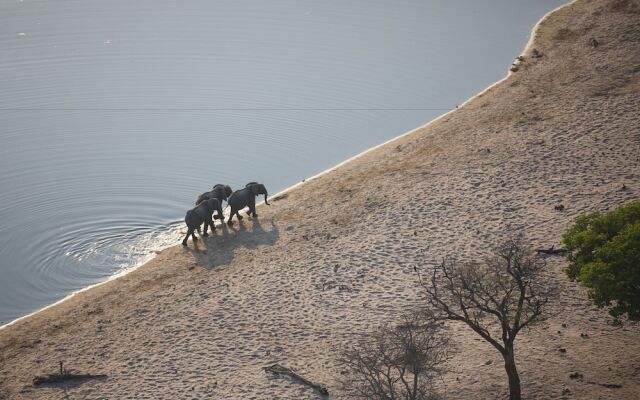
<box><xmin>263</xmin><ymin>363</ymin><xmax>329</xmax><ymax>395</ymax></box>
<box><xmin>535</xmin><ymin>245</ymin><xmax>567</xmax><ymax>255</ymax></box>
<box><xmin>33</xmin><ymin>361</ymin><xmax>107</xmax><ymax>386</ymax></box>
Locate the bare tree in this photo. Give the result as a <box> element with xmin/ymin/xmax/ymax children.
<box><xmin>338</xmin><ymin>313</ymin><xmax>450</xmax><ymax>400</ymax></box>
<box><xmin>417</xmin><ymin>238</ymin><xmax>555</xmax><ymax>400</ymax></box>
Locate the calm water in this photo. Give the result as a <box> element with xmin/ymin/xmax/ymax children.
<box><xmin>0</xmin><ymin>0</ymin><xmax>564</xmax><ymax>325</ymax></box>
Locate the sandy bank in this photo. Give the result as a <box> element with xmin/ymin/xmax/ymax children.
<box><xmin>2</xmin><ymin>0</ymin><xmax>640</xmax><ymax>398</ymax></box>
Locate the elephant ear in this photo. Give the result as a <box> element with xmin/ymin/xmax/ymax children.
<box><xmin>258</xmin><ymin>184</ymin><xmax>267</xmax><ymax>195</ymax></box>
<box><xmin>224</xmin><ymin>185</ymin><xmax>233</xmax><ymax>198</ymax></box>
<box><xmin>250</xmin><ymin>184</ymin><xmax>260</xmax><ymax>196</ymax></box>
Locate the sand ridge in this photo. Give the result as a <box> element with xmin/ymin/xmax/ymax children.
<box><xmin>1</xmin><ymin>0</ymin><xmax>640</xmax><ymax>398</ymax></box>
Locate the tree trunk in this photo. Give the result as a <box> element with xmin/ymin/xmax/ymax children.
<box><xmin>503</xmin><ymin>346</ymin><xmax>522</xmax><ymax>400</ymax></box>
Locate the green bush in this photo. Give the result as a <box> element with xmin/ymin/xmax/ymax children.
<box><xmin>563</xmin><ymin>200</ymin><xmax>640</xmax><ymax>320</ymax></box>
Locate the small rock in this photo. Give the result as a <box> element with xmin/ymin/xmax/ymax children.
<box><xmin>562</xmin><ymin>323</ymin><xmax>567</xmax><ymax>328</ymax></box>
<box><xmin>559</xmin><ymin>348</ymin><xmax>567</xmax><ymax>353</ymax></box>
<box><xmin>562</xmin><ymin>388</ymin><xmax>571</xmax><ymax>395</ymax></box>
<box><xmin>569</xmin><ymin>372</ymin><xmax>583</xmax><ymax>380</ymax></box>
<box><xmin>484</xmin><ymin>360</ymin><xmax>493</xmax><ymax>366</ymax></box>
<box><xmin>555</xmin><ymin>204</ymin><xmax>565</xmax><ymax>211</ymax></box>
<box><xmin>580</xmin><ymin>333</ymin><xmax>589</xmax><ymax>338</ymax></box>
<box><xmin>589</xmin><ymin>37</ymin><xmax>599</xmax><ymax>48</ymax></box>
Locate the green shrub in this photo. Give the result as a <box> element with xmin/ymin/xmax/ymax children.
<box><xmin>563</xmin><ymin>200</ymin><xmax>640</xmax><ymax>320</ymax></box>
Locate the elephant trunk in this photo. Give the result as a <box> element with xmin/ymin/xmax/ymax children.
<box><xmin>264</xmin><ymin>192</ymin><xmax>270</xmax><ymax>206</ymax></box>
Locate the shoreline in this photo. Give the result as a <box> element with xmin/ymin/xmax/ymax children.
<box><xmin>0</xmin><ymin>252</ymin><xmax>154</xmax><ymax>331</ymax></box>
<box><xmin>2</xmin><ymin>0</ymin><xmax>640</xmax><ymax>398</ymax></box>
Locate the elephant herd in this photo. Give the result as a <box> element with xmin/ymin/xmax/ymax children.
<box><xmin>182</xmin><ymin>182</ymin><xmax>270</xmax><ymax>246</ymax></box>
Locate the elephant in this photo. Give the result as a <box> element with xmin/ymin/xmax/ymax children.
<box><xmin>226</xmin><ymin>182</ymin><xmax>270</xmax><ymax>225</ymax></box>
<box><xmin>196</xmin><ymin>184</ymin><xmax>233</xmax><ymax>207</ymax></box>
<box><xmin>195</xmin><ymin>184</ymin><xmax>232</xmax><ymax>228</ymax></box>
<box><xmin>182</xmin><ymin>198</ymin><xmax>224</xmax><ymax>246</ymax></box>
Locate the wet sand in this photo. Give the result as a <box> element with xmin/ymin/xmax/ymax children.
<box><xmin>1</xmin><ymin>0</ymin><xmax>640</xmax><ymax>398</ymax></box>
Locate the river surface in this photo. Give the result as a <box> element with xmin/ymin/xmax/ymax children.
<box><xmin>0</xmin><ymin>0</ymin><xmax>564</xmax><ymax>325</ymax></box>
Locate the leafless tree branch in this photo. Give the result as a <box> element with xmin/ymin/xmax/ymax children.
<box><xmin>416</xmin><ymin>237</ymin><xmax>556</xmax><ymax>400</ymax></box>
<box><xmin>338</xmin><ymin>313</ymin><xmax>450</xmax><ymax>400</ymax></box>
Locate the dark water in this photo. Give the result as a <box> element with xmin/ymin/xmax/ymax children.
<box><xmin>0</xmin><ymin>0</ymin><xmax>564</xmax><ymax>325</ymax></box>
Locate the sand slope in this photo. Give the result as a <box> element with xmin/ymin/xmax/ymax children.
<box><xmin>2</xmin><ymin>0</ymin><xmax>640</xmax><ymax>398</ymax></box>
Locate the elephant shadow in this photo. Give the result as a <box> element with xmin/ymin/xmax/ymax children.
<box><xmin>187</xmin><ymin>216</ymin><xmax>279</xmax><ymax>269</ymax></box>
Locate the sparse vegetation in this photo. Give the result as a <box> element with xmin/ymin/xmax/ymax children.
<box><xmin>338</xmin><ymin>313</ymin><xmax>450</xmax><ymax>400</ymax></box>
<box><xmin>563</xmin><ymin>200</ymin><xmax>640</xmax><ymax>321</ymax></box>
<box><xmin>418</xmin><ymin>238</ymin><xmax>555</xmax><ymax>400</ymax></box>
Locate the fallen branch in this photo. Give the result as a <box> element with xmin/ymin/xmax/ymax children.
<box><xmin>263</xmin><ymin>363</ymin><xmax>329</xmax><ymax>395</ymax></box>
<box><xmin>33</xmin><ymin>361</ymin><xmax>107</xmax><ymax>386</ymax></box>
<box><xmin>535</xmin><ymin>245</ymin><xmax>567</xmax><ymax>255</ymax></box>
<box><xmin>586</xmin><ymin>380</ymin><xmax>623</xmax><ymax>389</ymax></box>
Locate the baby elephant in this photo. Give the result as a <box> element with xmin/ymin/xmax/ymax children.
<box><xmin>182</xmin><ymin>198</ymin><xmax>224</xmax><ymax>246</ymax></box>
<box><xmin>227</xmin><ymin>182</ymin><xmax>269</xmax><ymax>225</ymax></box>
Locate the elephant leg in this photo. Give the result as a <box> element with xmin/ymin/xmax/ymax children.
<box><xmin>249</xmin><ymin>200</ymin><xmax>258</xmax><ymax>217</ymax></box>
<box><xmin>227</xmin><ymin>207</ymin><xmax>236</xmax><ymax>226</ymax></box>
<box><xmin>191</xmin><ymin>228</ymin><xmax>198</xmax><ymax>242</ymax></box>
<box><xmin>182</xmin><ymin>228</ymin><xmax>193</xmax><ymax>246</ymax></box>
<box><xmin>202</xmin><ymin>220</ymin><xmax>209</xmax><ymax>236</ymax></box>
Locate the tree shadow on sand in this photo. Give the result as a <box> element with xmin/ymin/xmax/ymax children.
<box><xmin>184</xmin><ymin>216</ymin><xmax>279</xmax><ymax>269</ymax></box>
